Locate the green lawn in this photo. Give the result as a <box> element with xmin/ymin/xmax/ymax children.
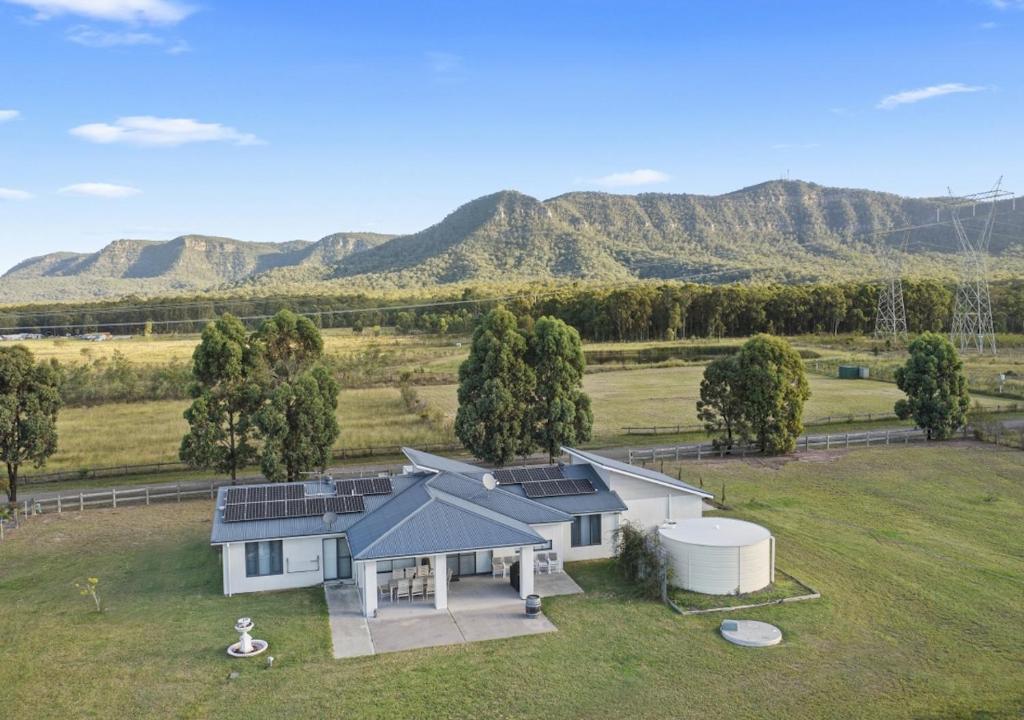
<box><xmin>1</xmin><ymin>443</ymin><xmax>1021</xmax><ymax>719</ymax></box>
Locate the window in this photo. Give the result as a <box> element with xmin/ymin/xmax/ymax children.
<box><xmin>377</xmin><ymin>557</ymin><xmax>416</xmax><ymax>575</ymax></box>
<box><xmin>571</xmin><ymin>514</ymin><xmax>602</xmax><ymax>547</ymax></box>
<box><xmin>245</xmin><ymin>540</ymin><xmax>283</xmax><ymax>577</ymax></box>
<box><xmin>534</xmin><ymin>539</ymin><xmax>553</xmax><ymax>551</ymax></box>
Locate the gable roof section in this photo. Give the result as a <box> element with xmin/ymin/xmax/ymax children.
<box><xmin>401</xmin><ymin>447</ymin><xmax>485</xmax><ymax>478</ymax></box>
<box><xmin>350</xmin><ymin>494</ymin><xmax>544</xmax><ymax>561</ymax></box>
<box><xmin>562</xmin><ymin>447</ymin><xmax>714</xmax><ymax>499</ymax></box>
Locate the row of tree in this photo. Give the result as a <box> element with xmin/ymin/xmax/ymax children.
<box><xmin>695</xmin><ymin>331</ymin><xmax>972</xmax><ymax>453</ymax></box>
<box><xmin>3</xmin><ymin>279</ymin><xmax>1024</xmax><ymax>340</ymax></box>
<box><xmin>178</xmin><ymin>310</ymin><xmax>340</xmax><ymax>483</ymax></box>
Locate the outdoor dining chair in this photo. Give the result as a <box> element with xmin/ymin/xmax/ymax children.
<box><xmin>492</xmin><ymin>557</ymin><xmax>505</xmax><ymax>579</ymax></box>
<box><xmin>535</xmin><ymin>553</ymin><xmax>550</xmax><ymax>574</ymax></box>
<box><xmin>425</xmin><ymin>576</ymin><xmax>435</xmax><ymax>599</ymax></box>
<box><xmin>546</xmin><ymin>551</ymin><xmax>561</xmax><ymax>573</ymax></box>
<box><xmin>394</xmin><ymin>578</ymin><xmax>411</xmax><ymax>602</ymax></box>
<box><xmin>410</xmin><ymin>577</ymin><xmax>425</xmax><ymax>601</ymax></box>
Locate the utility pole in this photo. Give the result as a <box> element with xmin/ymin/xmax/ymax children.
<box><xmin>944</xmin><ymin>179</ymin><xmax>1011</xmax><ymax>355</ymax></box>
<box><xmin>874</xmin><ymin>230</ymin><xmax>909</xmax><ymax>342</ymax></box>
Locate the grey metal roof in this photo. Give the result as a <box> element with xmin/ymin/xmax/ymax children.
<box><xmin>562</xmin><ymin>446</ymin><xmax>714</xmax><ymax>499</ymax></box>
<box><xmin>427</xmin><ymin>471</ymin><xmax>572</xmax><ymax>524</ymax></box>
<box><xmin>401</xmin><ymin>447</ymin><xmax>486</xmax><ymax>478</ymax></box>
<box><xmin>351</xmin><ymin>499</ymin><xmax>544</xmax><ymax>561</ymax></box>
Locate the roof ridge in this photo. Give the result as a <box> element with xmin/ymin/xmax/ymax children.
<box><xmin>428</xmin><ymin>488</ymin><xmax>544</xmax><ymax>536</ymax></box>
<box><xmin>426</xmin><ymin>470</ymin><xmax>573</xmax><ymax>520</ymax></box>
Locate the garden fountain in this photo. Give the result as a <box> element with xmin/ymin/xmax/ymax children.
<box><xmin>227</xmin><ymin>617</ymin><xmax>269</xmax><ymax>658</ymax></box>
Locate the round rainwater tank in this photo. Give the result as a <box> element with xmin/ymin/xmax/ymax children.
<box><xmin>659</xmin><ymin>518</ymin><xmax>775</xmax><ymax>595</ymax></box>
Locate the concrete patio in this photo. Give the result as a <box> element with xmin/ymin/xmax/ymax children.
<box><xmin>325</xmin><ymin>572</ymin><xmax>583</xmax><ymax>658</ymax></box>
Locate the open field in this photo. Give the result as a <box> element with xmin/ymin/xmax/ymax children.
<box><xmin>48</xmin><ymin>387</ymin><xmax>451</xmax><ymax>472</ymax></box>
<box><xmin>38</xmin><ymin>364</ymin><xmax>1007</xmax><ymax>474</ymax></box>
<box><xmin>418</xmin><ymin>367</ymin><xmax>1007</xmax><ymax>443</ymax></box>
<box><xmin>1</xmin><ymin>443</ymin><xmax>1021</xmax><ymax>719</ymax></box>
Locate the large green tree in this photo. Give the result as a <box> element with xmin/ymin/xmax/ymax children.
<box><xmin>455</xmin><ymin>307</ymin><xmax>536</xmax><ymax>465</ymax></box>
<box><xmin>179</xmin><ymin>314</ymin><xmax>262</xmax><ymax>482</ymax></box>
<box><xmin>253</xmin><ymin>310</ymin><xmax>339</xmax><ymax>481</ymax></box>
<box><xmin>733</xmin><ymin>334</ymin><xmax>810</xmax><ymax>454</ymax></box>
<box><xmin>0</xmin><ymin>346</ymin><xmax>63</xmax><ymax>504</ymax></box>
<box><xmin>894</xmin><ymin>332</ymin><xmax>970</xmax><ymax>440</ymax></box>
<box><xmin>257</xmin><ymin>366</ymin><xmax>340</xmax><ymax>482</ymax></box>
<box><xmin>529</xmin><ymin>316</ymin><xmax>592</xmax><ymax>462</ymax></box>
<box><xmin>696</xmin><ymin>355</ymin><xmax>746</xmax><ymax>450</ymax></box>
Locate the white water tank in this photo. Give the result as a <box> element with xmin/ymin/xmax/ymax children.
<box><xmin>659</xmin><ymin>518</ymin><xmax>775</xmax><ymax>595</ymax></box>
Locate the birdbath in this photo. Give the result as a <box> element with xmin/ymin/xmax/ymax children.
<box><xmin>227</xmin><ymin>617</ymin><xmax>269</xmax><ymax>658</ymax></box>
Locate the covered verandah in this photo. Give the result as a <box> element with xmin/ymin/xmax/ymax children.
<box><xmin>357</xmin><ymin>545</ymin><xmax>544</xmax><ymax>619</ymax></box>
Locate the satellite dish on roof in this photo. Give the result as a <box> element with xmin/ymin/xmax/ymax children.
<box><xmin>482</xmin><ymin>473</ymin><xmax>497</xmax><ymax>491</ymax></box>
<box><xmin>322</xmin><ymin>511</ymin><xmax>338</xmax><ymax>527</ymax></box>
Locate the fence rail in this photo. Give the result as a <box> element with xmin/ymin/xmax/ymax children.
<box><xmin>623</xmin><ymin>403</ymin><xmax>1022</xmax><ymax>436</ymax></box>
<box><xmin>628</xmin><ymin>427</ymin><xmax>930</xmax><ymax>464</ymax></box>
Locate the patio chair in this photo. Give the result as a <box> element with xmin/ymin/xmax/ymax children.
<box><xmin>535</xmin><ymin>553</ymin><xmax>550</xmax><ymax>574</ymax></box>
<box><xmin>378</xmin><ymin>581</ymin><xmax>391</xmax><ymax>602</ymax></box>
<box><xmin>416</xmin><ymin>565</ymin><xmax>430</xmax><ymax>578</ymax></box>
<box><xmin>492</xmin><ymin>557</ymin><xmax>505</xmax><ymax>579</ymax></box>
<box><xmin>546</xmin><ymin>551</ymin><xmax>561</xmax><ymax>573</ymax></box>
<box><xmin>410</xmin><ymin>577</ymin><xmax>425</xmax><ymax>601</ymax></box>
<box><xmin>425</xmin><ymin>576</ymin><xmax>435</xmax><ymax>598</ymax></box>
<box><xmin>394</xmin><ymin>578</ymin><xmax>411</xmax><ymax>602</ymax></box>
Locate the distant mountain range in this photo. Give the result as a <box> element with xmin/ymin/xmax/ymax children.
<box><xmin>3</xmin><ymin>180</ymin><xmax>1022</xmax><ymax>304</ymax></box>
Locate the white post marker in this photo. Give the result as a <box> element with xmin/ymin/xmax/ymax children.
<box><xmin>433</xmin><ymin>553</ymin><xmax>448</xmax><ymax>610</ymax></box>
<box><xmin>519</xmin><ymin>546</ymin><xmax>534</xmax><ymax>599</ymax></box>
<box><xmin>361</xmin><ymin>561</ymin><xmax>378</xmax><ymax>618</ymax></box>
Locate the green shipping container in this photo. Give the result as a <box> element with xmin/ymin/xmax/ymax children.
<box><xmin>838</xmin><ymin>365</ymin><xmax>861</xmax><ymax>379</ymax></box>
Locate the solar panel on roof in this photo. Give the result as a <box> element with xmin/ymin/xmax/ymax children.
<box><xmin>225</xmin><ymin>487</ymin><xmax>246</xmax><ymax>505</ymax></box>
<box><xmin>222</xmin><ymin>477</ymin><xmax>387</xmax><ymax>522</ymax></box>
<box><xmin>223</xmin><ymin>504</ymin><xmax>246</xmax><ymax>522</ymax></box>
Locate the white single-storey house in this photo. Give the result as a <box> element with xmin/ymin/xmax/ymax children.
<box><xmin>209</xmin><ymin>446</ymin><xmax>712</xmax><ymax>617</ymax></box>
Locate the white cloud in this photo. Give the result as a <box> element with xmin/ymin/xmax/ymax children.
<box><xmin>877</xmin><ymin>83</ymin><xmax>986</xmax><ymax>109</ymax></box>
<box><xmin>60</xmin><ymin>182</ymin><xmax>141</xmax><ymax>198</ymax></box>
<box><xmin>67</xmin><ymin>25</ymin><xmax>161</xmax><ymax>46</ymax></box>
<box><xmin>3</xmin><ymin>0</ymin><xmax>193</xmax><ymax>24</ymax></box>
<box><xmin>989</xmin><ymin>0</ymin><xmax>1024</xmax><ymax>8</ymax></box>
<box><xmin>593</xmin><ymin>169</ymin><xmax>671</xmax><ymax>188</ymax></box>
<box><xmin>979</xmin><ymin>21</ymin><xmax>998</xmax><ymax>29</ymax></box>
<box><xmin>0</xmin><ymin>187</ymin><xmax>33</xmax><ymax>201</ymax></box>
<box><xmin>0</xmin><ymin>109</ymin><xmax>19</xmax><ymax>122</ymax></box>
<box><xmin>70</xmin><ymin>116</ymin><xmax>263</xmax><ymax>147</ymax></box>
<box><xmin>771</xmin><ymin>142</ymin><xmax>820</xmax><ymax>150</ymax></box>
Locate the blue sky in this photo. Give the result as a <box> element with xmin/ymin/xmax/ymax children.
<box><xmin>1</xmin><ymin>0</ymin><xmax>1022</xmax><ymax>273</ymax></box>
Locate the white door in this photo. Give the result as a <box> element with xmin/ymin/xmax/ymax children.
<box><xmin>323</xmin><ymin>539</ymin><xmax>338</xmax><ymax>581</ymax></box>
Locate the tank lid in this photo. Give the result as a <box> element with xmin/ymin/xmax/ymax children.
<box><xmin>659</xmin><ymin>517</ymin><xmax>771</xmax><ymax>546</ymax></box>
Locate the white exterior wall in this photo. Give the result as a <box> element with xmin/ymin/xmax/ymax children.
<box><xmin>221</xmin><ymin>536</ymin><xmax>336</xmax><ymax>596</ymax></box>
<box><xmin>599</xmin><ymin>468</ymin><xmax>703</xmax><ymax>529</ymax></box>
<box><xmin>562</xmin><ymin>512</ymin><xmax>619</xmax><ymax>561</ymax></box>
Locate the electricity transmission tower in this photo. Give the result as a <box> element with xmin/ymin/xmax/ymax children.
<box><xmin>944</xmin><ymin>180</ymin><xmax>1012</xmax><ymax>355</ymax></box>
<box><xmin>874</xmin><ymin>231</ymin><xmax>908</xmax><ymax>341</ymax></box>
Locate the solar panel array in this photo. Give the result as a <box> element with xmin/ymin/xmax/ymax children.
<box><xmin>522</xmin><ymin>478</ymin><xmax>597</xmax><ymax>499</ymax></box>
<box><xmin>493</xmin><ymin>465</ymin><xmax>566</xmax><ymax>484</ymax></box>
<box><xmin>222</xmin><ymin>477</ymin><xmax>392</xmax><ymax>523</ymax></box>
<box><xmin>493</xmin><ymin>465</ymin><xmax>597</xmax><ymax>498</ymax></box>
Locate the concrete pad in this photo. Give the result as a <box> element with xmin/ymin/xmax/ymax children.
<box><xmin>452</xmin><ymin>603</ymin><xmax>556</xmax><ymax>643</ymax></box>
<box><xmin>324</xmin><ymin>584</ymin><xmax>374</xmax><ymax>659</ymax></box>
<box><xmin>368</xmin><ymin>607</ymin><xmax>465</xmax><ymax>654</ymax></box>
<box><xmin>535</xmin><ymin>572</ymin><xmax>584</xmax><ymax>598</ymax></box>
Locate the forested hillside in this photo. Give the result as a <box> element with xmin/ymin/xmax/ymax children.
<box><xmin>3</xmin><ymin>179</ymin><xmax>1022</xmax><ymax>304</ymax></box>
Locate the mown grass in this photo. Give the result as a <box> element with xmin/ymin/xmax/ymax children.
<box><xmin>0</xmin><ymin>443</ymin><xmax>1021</xmax><ymax>719</ymax></box>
